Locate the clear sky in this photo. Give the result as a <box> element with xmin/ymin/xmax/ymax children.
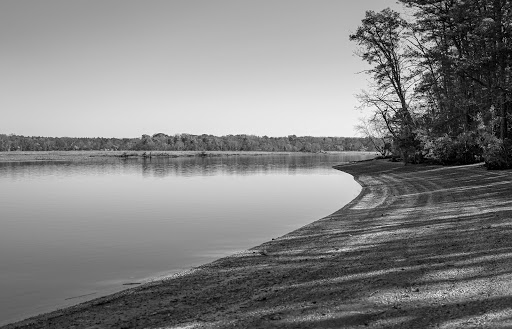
<box><xmin>1</xmin><ymin>0</ymin><xmax>401</xmax><ymax>138</ymax></box>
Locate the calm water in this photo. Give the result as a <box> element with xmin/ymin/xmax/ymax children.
<box><xmin>0</xmin><ymin>153</ymin><xmax>374</xmax><ymax>325</ymax></box>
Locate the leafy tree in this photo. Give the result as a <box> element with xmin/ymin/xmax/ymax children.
<box><xmin>350</xmin><ymin>1</ymin><xmax>512</xmax><ymax>167</ymax></box>
<box><xmin>350</xmin><ymin>8</ymin><xmax>419</xmax><ymax>161</ymax></box>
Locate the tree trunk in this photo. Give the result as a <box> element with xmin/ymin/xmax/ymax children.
<box><xmin>501</xmin><ymin>99</ymin><xmax>509</xmax><ymax>140</ymax></box>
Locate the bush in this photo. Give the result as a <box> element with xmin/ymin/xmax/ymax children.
<box><xmin>421</xmin><ymin>132</ymin><xmax>483</xmax><ymax>165</ymax></box>
<box><xmin>482</xmin><ymin>136</ymin><xmax>512</xmax><ymax>169</ymax></box>
<box><xmin>391</xmin><ymin>132</ymin><xmax>424</xmax><ymax>164</ymax></box>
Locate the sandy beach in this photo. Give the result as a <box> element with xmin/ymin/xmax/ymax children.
<box><xmin>3</xmin><ymin>159</ymin><xmax>512</xmax><ymax>328</ymax></box>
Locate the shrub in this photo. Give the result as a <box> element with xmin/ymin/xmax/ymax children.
<box><xmin>481</xmin><ymin>136</ymin><xmax>512</xmax><ymax>169</ymax></box>
<box><xmin>421</xmin><ymin>132</ymin><xmax>483</xmax><ymax>165</ymax></box>
<box><xmin>391</xmin><ymin>132</ymin><xmax>424</xmax><ymax>164</ymax></box>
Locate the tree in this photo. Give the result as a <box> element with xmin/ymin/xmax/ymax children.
<box><xmin>355</xmin><ymin>116</ymin><xmax>391</xmax><ymax>156</ymax></box>
<box><xmin>401</xmin><ymin>0</ymin><xmax>512</xmax><ymax>140</ymax></box>
<box><xmin>350</xmin><ymin>8</ymin><xmax>419</xmax><ymax>160</ymax></box>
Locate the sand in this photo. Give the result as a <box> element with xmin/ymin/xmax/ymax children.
<box><xmin>3</xmin><ymin>159</ymin><xmax>512</xmax><ymax>328</ymax></box>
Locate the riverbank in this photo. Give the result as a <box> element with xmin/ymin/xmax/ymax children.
<box><xmin>4</xmin><ymin>159</ymin><xmax>512</xmax><ymax>328</ymax></box>
<box><xmin>0</xmin><ymin>150</ymin><xmax>374</xmax><ymax>162</ymax></box>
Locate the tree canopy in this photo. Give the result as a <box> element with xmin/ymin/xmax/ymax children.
<box><xmin>352</xmin><ymin>0</ymin><xmax>512</xmax><ymax>168</ymax></box>
<box><xmin>0</xmin><ymin>133</ymin><xmax>377</xmax><ymax>153</ymax></box>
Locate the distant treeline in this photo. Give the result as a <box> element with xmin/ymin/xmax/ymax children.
<box><xmin>0</xmin><ymin>133</ymin><xmax>378</xmax><ymax>152</ymax></box>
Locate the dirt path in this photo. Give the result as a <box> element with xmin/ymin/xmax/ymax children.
<box><xmin>4</xmin><ymin>159</ymin><xmax>512</xmax><ymax>328</ymax></box>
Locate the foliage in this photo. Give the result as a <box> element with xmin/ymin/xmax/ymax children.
<box><xmin>481</xmin><ymin>135</ymin><xmax>512</xmax><ymax>169</ymax></box>
<box><xmin>350</xmin><ymin>8</ymin><xmax>421</xmax><ymax>162</ymax></box>
<box><xmin>419</xmin><ymin>131</ymin><xmax>483</xmax><ymax>165</ymax></box>
<box><xmin>353</xmin><ymin>1</ymin><xmax>512</xmax><ymax>168</ymax></box>
<box><xmin>0</xmin><ymin>133</ymin><xmax>377</xmax><ymax>153</ymax></box>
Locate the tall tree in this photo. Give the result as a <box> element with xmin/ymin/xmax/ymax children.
<box><xmin>350</xmin><ymin>8</ymin><xmax>419</xmax><ymax>159</ymax></box>
<box><xmin>401</xmin><ymin>0</ymin><xmax>512</xmax><ymax>140</ymax></box>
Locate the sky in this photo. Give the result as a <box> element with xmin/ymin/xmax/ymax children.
<box><xmin>0</xmin><ymin>0</ymin><xmax>401</xmax><ymax>138</ymax></box>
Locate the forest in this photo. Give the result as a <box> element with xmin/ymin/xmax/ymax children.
<box><xmin>0</xmin><ymin>133</ymin><xmax>376</xmax><ymax>153</ymax></box>
<box><xmin>351</xmin><ymin>0</ymin><xmax>512</xmax><ymax>168</ymax></box>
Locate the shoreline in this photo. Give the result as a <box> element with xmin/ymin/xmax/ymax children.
<box><xmin>4</xmin><ymin>159</ymin><xmax>512</xmax><ymax>328</ymax></box>
<box><xmin>0</xmin><ymin>150</ymin><xmax>377</xmax><ymax>163</ymax></box>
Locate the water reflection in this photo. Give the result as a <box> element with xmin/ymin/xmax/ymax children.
<box><xmin>137</xmin><ymin>154</ymin><xmax>354</xmax><ymax>177</ymax></box>
<box><xmin>0</xmin><ymin>153</ymin><xmax>373</xmax><ymax>179</ymax></box>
